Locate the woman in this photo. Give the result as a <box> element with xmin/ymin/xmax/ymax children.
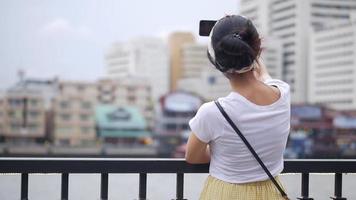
<box><xmin>185</xmin><ymin>15</ymin><xmax>290</xmax><ymax>200</ymax></box>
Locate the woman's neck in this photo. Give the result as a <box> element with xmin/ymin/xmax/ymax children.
<box><xmin>228</xmin><ymin>71</ymin><xmax>260</xmax><ymax>92</ymax></box>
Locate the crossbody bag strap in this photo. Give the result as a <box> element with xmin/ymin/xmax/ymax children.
<box><xmin>214</xmin><ymin>100</ymin><xmax>289</xmax><ymax>199</ymax></box>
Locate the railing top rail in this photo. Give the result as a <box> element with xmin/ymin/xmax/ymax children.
<box><xmin>0</xmin><ymin>158</ymin><xmax>355</xmax><ymax>174</ymax></box>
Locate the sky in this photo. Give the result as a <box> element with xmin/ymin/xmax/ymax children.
<box><xmin>0</xmin><ymin>0</ymin><xmax>239</xmax><ymax>89</ymax></box>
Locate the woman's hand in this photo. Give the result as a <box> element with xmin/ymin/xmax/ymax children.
<box><xmin>254</xmin><ymin>59</ymin><xmax>272</xmax><ymax>82</ymax></box>
<box><xmin>185</xmin><ymin>133</ymin><xmax>210</xmax><ymax>164</ymax></box>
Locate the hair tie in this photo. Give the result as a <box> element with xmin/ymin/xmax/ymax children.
<box><xmin>233</xmin><ymin>33</ymin><xmax>242</xmax><ymax>40</ymax></box>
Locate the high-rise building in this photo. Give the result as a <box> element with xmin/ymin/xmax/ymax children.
<box><xmin>239</xmin><ymin>1</ymin><xmax>283</xmax><ymax>80</ymax></box>
<box><xmin>0</xmin><ymin>92</ymin><xmax>5</xmax><ymax>137</ymax></box>
<box><xmin>176</xmin><ymin>40</ymin><xmax>282</xmax><ymax>101</ymax></box>
<box><xmin>106</xmin><ymin>37</ymin><xmax>169</xmax><ymax>100</ymax></box>
<box><xmin>309</xmin><ymin>19</ymin><xmax>356</xmax><ymax>110</ymax></box>
<box><xmin>168</xmin><ymin>32</ymin><xmax>195</xmax><ymax>91</ymax></box>
<box><xmin>177</xmin><ymin>43</ymin><xmax>230</xmax><ymax>100</ymax></box>
<box><xmin>52</xmin><ymin>81</ymin><xmax>97</xmax><ymax>146</ymax></box>
<box><xmin>260</xmin><ymin>36</ymin><xmax>283</xmax><ymax>80</ymax></box>
<box><xmin>106</xmin><ymin>42</ymin><xmax>135</xmax><ymax>78</ymax></box>
<box><xmin>240</xmin><ymin>0</ymin><xmax>356</xmax><ymax>103</ymax></box>
<box><xmin>239</xmin><ymin>0</ymin><xmax>270</xmax><ymax>37</ymax></box>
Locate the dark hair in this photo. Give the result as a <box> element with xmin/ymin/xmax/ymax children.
<box><xmin>208</xmin><ymin>15</ymin><xmax>261</xmax><ymax>73</ymax></box>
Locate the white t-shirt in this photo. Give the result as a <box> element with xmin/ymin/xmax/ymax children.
<box><xmin>189</xmin><ymin>79</ymin><xmax>291</xmax><ymax>184</ymax></box>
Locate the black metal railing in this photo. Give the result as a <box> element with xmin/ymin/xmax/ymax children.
<box><xmin>0</xmin><ymin>158</ymin><xmax>355</xmax><ymax>200</ymax></box>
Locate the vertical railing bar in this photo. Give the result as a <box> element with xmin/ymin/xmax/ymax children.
<box><xmin>331</xmin><ymin>173</ymin><xmax>347</xmax><ymax>200</ymax></box>
<box><xmin>139</xmin><ymin>173</ymin><xmax>147</xmax><ymax>200</ymax></box>
<box><xmin>61</xmin><ymin>173</ymin><xmax>69</xmax><ymax>200</ymax></box>
<box><xmin>335</xmin><ymin>173</ymin><xmax>342</xmax><ymax>197</ymax></box>
<box><xmin>302</xmin><ymin>173</ymin><xmax>309</xmax><ymax>197</ymax></box>
<box><xmin>298</xmin><ymin>173</ymin><xmax>313</xmax><ymax>200</ymax></box>
<box><xmin>101</xmin><ymin>173</ymin><xmax>109</xmax><ymax>200</ymax></box>
<box><xmin>21</xmin><ymin>173</ymin><xmax>28</xmax><ymax>200</ymax></box>
<box><xmin>175</xmin><ymin>173</ymin><xmax>186</xmax><ymax>200</ymax></box>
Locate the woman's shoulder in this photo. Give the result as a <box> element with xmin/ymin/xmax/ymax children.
<box><xmin>264</xmin><ymin>78</ymin><xmax>290</xmax><ymax>91</ymax></box>
<box><xmin>263</xmin><ymin>78</ymin><xmax>290</xmax><ymax>99</ymax></box>
<box><xmin>196</xmin><ymin>101</ymin><xmax>219</xmax><ymax>117</ymax></box>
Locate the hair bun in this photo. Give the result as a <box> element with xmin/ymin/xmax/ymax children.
<box><xmin>207</xmin><ymin>15</ymin><xmax>261</xmax><ymax>73</ymax></box>
<box><xmin>214</xmin><ymin>33</ymin><xmax>256</xmax><ymax>71</ymax></box>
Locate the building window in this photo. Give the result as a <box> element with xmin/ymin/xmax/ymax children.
<box><xmin>11</xmin><ymin>123</ymin><xmax>21</xmax><ymax>131</ymax></box>
<box><xmin>166</xmin><ymin>123</ymin><xmax>177</xmax><ymax>130</ymax></box>
<box><xmin>60</xmin><ymin>114</ymin><xmax>71</xmax><ymax>121</ymax></box>
<box><xmin>181</xmin><ymin>124</ymin><xmax>189</xmax><ymax>130</ymax></box>
<box><xmin>82</xmin><ymin>102</ymin><xmax>91</xmax><ymax>109</ymax></box>
<box><xmin>58</xmin><ymin>139</ymin><xmax>70</xmax><ymax>146</ymax></box>
<box><xmin>8</xmin><ymin>99</ymin><xmax>22</xmax><ymax>107</ymax></box>
<box><xmin>28</xmin><ymin>111</ymin><xmax>39</xmax><ymax>118</ymax></box>
<box><xmin>60</xmin><ymin>101</ymin><xmax>70</xmax><ymax>109</ymax></box>
<box><xmin>77</xmin><ymin>85</ymin><xmax>86</xmax><ymax>92</ymax></box>
<box><xmin>80</xmin><ymin>114</ymin><xmax>90</xmax><ymax>121</ymax></box>
<box><xmin>8</xmin><ymin>111</ymin><xmax>16</xmax><ymax>118</ymax></box>
<box><xmin>127</xmin><ymin>86</ymin><xmax>137</xmax><ymax>92</ymax></box>
<box><xmin>57</xmin><ymin>126</ymin><xmax>72</xmax><ymax>134</ymax></box>
<box><xmin>128</xmin><ymin>96</ymin><xmax>136</xmax><ymax>102</ymax></box>
<box><xmin>28</xmin><ymin>124</ymin><xmax>38</xmax><ymax>132</ymax></box>
<box><xmin>30</xmin><ymin>99</ymin><xmax>38</xmax><ymax>106</ymax></box>
<box><xmin>81</xmin><ymin>127</ymin><xmax>92</xmax><ymax>134</ymax></box>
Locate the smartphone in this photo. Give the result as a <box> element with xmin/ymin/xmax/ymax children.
<box><xmin>199</xmin><ymin>20</ymin><xmax>217</xmax><ymax>36</ymax></box>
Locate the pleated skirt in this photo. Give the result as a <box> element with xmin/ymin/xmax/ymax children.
<box><xmin>199</xmin><ymin>175</ymin><xmax>287</xmax><ymax>200</ymax></box>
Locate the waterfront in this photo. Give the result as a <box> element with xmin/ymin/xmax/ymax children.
<box><xmin>0</xmin><ymin>173</ymin><xmax>355</xmax><ymax>200</ymax></box>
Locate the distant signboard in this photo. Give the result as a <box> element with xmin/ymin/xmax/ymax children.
<box><xmin>165</xmin><ymin>92</ymin><xmax>202</xmax><ymax>112</ymax></box>
<box><xmin>291</xmin><ymin>105</ymin><xmax>322</xmax><ymax>120</ymax></box>
<box><xmin>334</xmin><ymin>116</ymin><xmax>356</xmax><ymax>129</ymax></box>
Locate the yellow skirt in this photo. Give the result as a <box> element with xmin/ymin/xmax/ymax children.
<box><xmin>199</xmin><ymin>175</ymin><xmax>287</xmax><ymax>200</ymax></box>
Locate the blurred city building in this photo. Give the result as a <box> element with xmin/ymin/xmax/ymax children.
<box><xmin>334</xmin><ymin>111</ymin><xmax>356</xmax><ymax>157</ymax></box>
<box><xmin>0</xmin><ymin>92</ymin><xmax>5</xmax><ymax>139</ymax></box>
<box><xmin>0</xmin><ymin>76</ymin><xmax>56</xmax><ymax>142</ymax></box>
<box><xmin>52</xmin><ymin>81</ymin><xmax>97</xmax><ymax>146</ymax></box>
<box><xmin>155</xmin><ymin>91</ymin><xmax>202</xmax><ymax>156</ymax></box>
<box><xmin>176</xmin><ymin>43</ymin><xmax>230</xmax><ymax>100</ymax></box>
<box><xmin>239</xmin><ymin>1</ymin><xmax>284</xmax><ymax>80</ymax></box>
<box><xmin>239</xmin><ymin>0</ymin><xmax>270</xmax><ymax>37</ymax></box>
<box><xmin>1</xmin><ymin>91</ymin><xmax>46</xmax><ymax>142</ymax></box>
<box><xmin>97</xmin><ymin>77</ymin><xmax>154</xmax><ymax>128</ymax></box>
<box><xmin>260</xmin><ymin>36</ymin><xmax>283</xmax><ymax>80</ymax></box>
<box><xmin>240</xmin><ymin>0</ymin><xmax>356</xmax><ymax>104</ymax></box>
<box><xmin>286</xmin><ymin>105</ymin><xmax>334</xmax><ymax>158</ymax></box>
<box><xmin>309</xmin><ymin>17</ymin><xmax>356</xmax><ymax>110</ymax></box>
<box><xmin>168</xmin><ymin>32</ymin><xmax>195</xmax><ymax>91</ymax></box>
<box><xmin>0</xmin><ymin>73</ymin><xmax>61</xmax><ymax>154</ymax></box>
<box><xmin>96</xmin><ymin>105</ymin><xmax>155</xmax><ymax>156</ymax></box>
<box><xmin>0</xmin><ymin>79</ymin><xmax>50</xmax><ymax>155</ymax></box>
<box><xmin>105</xmin><ymin>37</ymin><xmax>169</xmax><ymax>101</ymax></box>
<box><xmin>0</xmin><ymin>92</ymin><xmax>5</xmax><ymax>154</ymax></box>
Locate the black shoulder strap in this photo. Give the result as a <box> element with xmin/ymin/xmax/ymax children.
<box><xmin>214</xmin><ymin>100</ymin><xmax>289</xmax><ymax>199</ymax></box>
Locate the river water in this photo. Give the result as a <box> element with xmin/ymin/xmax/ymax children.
<box><xmin>0</xmin><ymin>173</ymin><xmax>355</xmax><ymax>200</ymax></box>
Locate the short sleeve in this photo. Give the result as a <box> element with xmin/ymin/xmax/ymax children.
<box><xmin>189</xmin><ymin>102</ymin><xmax>218</xmax><ymax>143</ymax></box>
<box><xmin>264</xmin><ymin>78</ymin><xmax>290</xmax><ymax>99</ymax></box>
